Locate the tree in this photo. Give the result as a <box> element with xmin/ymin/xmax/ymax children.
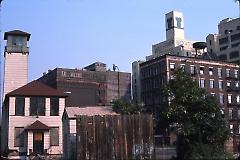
<box><xmin>161</xmin><ymin>70</ymin><xmax>230</xmax><ymax>159</ymax></box>
<box><xmin>111</xmin><ymin>99</ymin><xmax>144</xmax><ymax>114</ymax></box>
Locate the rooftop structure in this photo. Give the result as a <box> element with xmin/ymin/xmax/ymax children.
<box><xmin>146</xmin><ymin>11</ymin><xmax>204</xmax><ymax>61</ymax></box>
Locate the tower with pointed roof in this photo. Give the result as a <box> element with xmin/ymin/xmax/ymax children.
<box><xmin>2</xmin><ymin>30</ymin><xmax>31</xmax><ymax>100</ymax></box>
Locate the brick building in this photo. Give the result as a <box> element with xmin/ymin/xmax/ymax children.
<box><xmin>140</xmin><ymin>54</ymin><xmax>240</xmax><ymax>152</ymax></box>
<box><xmin>38</xmin><ymin>62</ymin><xmax>131</xmax><ymax>107</ymax></box>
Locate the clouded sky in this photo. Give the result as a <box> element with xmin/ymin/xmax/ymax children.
<box><xmin>1</xmin><ymin>0</ymin><xmax>239</xmax><ymax>81</ymax></box>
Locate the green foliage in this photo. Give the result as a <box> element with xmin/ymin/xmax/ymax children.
<box><xmin>111</xmin><ymin>99</ymin><xmax>144</xmax><ymax>114</ymax></box>
<box><xmin>162</xmin><ymin>70</ymin><xmax>230</xmax><ymax>159</ymax></box>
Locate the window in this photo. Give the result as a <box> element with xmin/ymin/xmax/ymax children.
<box><xmin>176</xmin><ymin>17</ymin><xmax>182</xmax><ymax>28</ymax></box>
<box><xmin>209</xmin><ymin>67</ymin><xmax>213</xmax><ymax>75</ymax></box>
<box><xmin>30</xmin><ymin>97</ymin><xmax>45</xmax><ymax>116</ymax></box>
<box><xmin>217</xmin><ymin>68</ymin><xmax>222</xmax><ymax>77</ymax></box>
<box><xmin>210</xmin><ymin>80</ymin><xmax>214</xmax><ymax>89</ymax></box>
<box><xmin>50</xmin><ymin>127</ymin><xmax>59</xmax><ymax>146</ymax></box>
<box><xmin>231</xmin><ymin>33</ymin><xmax>240</xmax><ymax>42</ymax></box>
<box><xmin>15</xmin><ymin>97</ymin><xmax>25</xmax><ymax>116</ymax></box>
<box><xmin>199</xmin><ymin>66</ymin><xmax>204</xmax><ymax>75</ymax></box>
<box><xmin>180</xmin><ymin>64</ymin><xmax>185</xmax><ymax>71</ymax></box>
<box><xmin>230</xmin><ymin>51</ymin><xmax>239</xmax><ymax>59</ymax></box>
<box><xmin>170</xmin><ymin>63</ymin><xmax>175</xmax><ymax>71</ymax></box>
<box><xmin>228</xmin><ymin>94</ymin><xmax>232</xmax><ymax>104</ymax></box>
<box><xmin>50</xmin><ymin>97</ymin><xmax>59</xmax><ymax>116</ymax></box>
<box><xmin>218</xmin><ymin>54</ymin><xmax>227</xmax><ymax>60</ymax></box>
<box><xmin>190</xmin><ymin>65</ymin><xmax>195</xmax><ymax>74</ymax></box>
<box><xmin>237</xmin><ymin>95</ymin><xmax>240</xmax><ymax>104</ymax></box>
<box><xmin>226</xmin><ymin>69</ymin><xmax>230</xmax><ymax>77</ymax></box>
<box><xmin>209</xmin><ymin>40</ymin><xmax>212</xmax><ymax>46</ymax></box>
<box><xmin>166</xmin><ymin>18</ymin><xmax>173</xmax><ymax>30</ymax></box>
<box><xmin>236</xmin><ymin>81</ymin><xmax>239</xmax><ymax>88</ymax></box>
<box><xmin>229</xmin><ymin>109</ymin><xmax>233</xmax><ymax>120</ymax></box>
<box><xmin>210</xmin><ymin>93</ymin><xmax>215</xmax><ymax>97</ymax></box>
<box><xmin>220</xmin><ymin>46</ymin><xmax>228</xmax><ymax>51</ymax></box>
<box><xmin>218</xmin><ymin>80</ymin><xmax>223</xmax><ymax>90</ymax></box>
<box><xmin>12</xmin><ymin>36</ymin><xmax>23</xmax><ymax>46</ymax></box>
<box><xmin>230</xmin><ymin>124</ymin><xmax>233</xmax><ymax>133</ymax></box>
<box><xmin>232</xmin><ymin>42</ymin><xmax>240</xmax><ymax>48</ymax></box>
<box><xmin>219</xmin><ymin>94</ymin><xmax>224</xmax><ymax>104</ymax></box>
<box><xmin>199</xmin><ymin>79</ymin><xmax>205</xmax><ymax>88</ymax></box>
<box><xmin>235</xmin><ymin>70</ymin><xmax>238</xmax><ymax>78</ymax></box>
<box><xmin>227</xmin><ymin>81</ymin><xmax>231</xmax><ymax>87</ymax></box>
<box><xmin>220</xmin><ymin>109</ymin><xmax>224</xmax><ymax>115</ymax></box>
<box><xmin>219</xmin><ymin>37</ymin><xmax>229</xmax><ymax>45</ymax></box>
<box><xmin>62</xmin><ymin>71</ymin><xmax>66</xmax><ymax>77</ymax></box>
<box><xmin>238</xmin><ymin>110</ymin><xmax>240</xmax><ymax>119</ymax></box>
<box><xmin>14</xmin><ymin>127</ymin><xmax>24</xmax><ymax>147</ymax></box>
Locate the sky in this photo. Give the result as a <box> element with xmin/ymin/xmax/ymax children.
<box><xmin>1</xmin><ymin>0</ymin><xmax>239</xmax><ymax>81</ymax></box>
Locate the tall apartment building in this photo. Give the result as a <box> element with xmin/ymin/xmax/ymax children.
<box><xmin>140</xmin><ymin>54</ymin><xmax>240</xmax><ymax>152</ymax></box>
<box><xmin>38</xmin><ymin>62</ymin><xmax>131</xmax><ymax>107</ymax></box>
<box><xmin>206</xmin><ymin>17</ymin><xmax>240</xmax><ymax>63</ymax></box>
<box><xmin>2</xmin><ymin>30</ymin><xmax>31</xmax><ymax>100</ymax></box>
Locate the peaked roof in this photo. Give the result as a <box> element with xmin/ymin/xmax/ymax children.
<box><xmin>6</xmin><ymin>80</ymin><xmax>67</xmax><ymax>97</ymax></box>
<box><xmin>25</xmin><ymin>120</ymin><xmax>49</xmax><ymax>130</ymax></box>
<box><xmin>4</xmin><ymin>30</ymin><xmax>31</xmax><ymax>40</ymax></box>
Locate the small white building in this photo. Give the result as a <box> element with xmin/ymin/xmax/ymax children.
<box><xmin>1</xmin><ymin>80</ymin><xmax>67</xmax><ymax>159</ymax></box>
<box><xmin>62</xmin><ymin>106</ymin><xmax>117</xmax><ymax>160</ymax></box>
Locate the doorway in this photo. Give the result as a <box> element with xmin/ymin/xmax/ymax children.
<box><xmin>33</xmin><ymin>132</ymin><xmax>44</xmax><ymax>154</ymax></box>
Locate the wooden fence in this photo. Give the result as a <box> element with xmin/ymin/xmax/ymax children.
<box><xmin>76</xmin><ymin>114</ymin><xmax>155</xmax><ymax>160</ymax></box>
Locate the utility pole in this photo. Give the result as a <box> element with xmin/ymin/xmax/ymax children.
<box><xmin>113</xmin><ymin>64</ymin><xmax>120</xmax><ymax>98</ymax></box>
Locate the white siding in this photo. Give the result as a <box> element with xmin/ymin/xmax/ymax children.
<box><xmin>70</xmin><ymin>119</ymin><xmax>76</xmax><ymax>134</ymax></box>
<box><xmin>46</xmin><ymin>98</ymin><xmax>50</xmax><ymax>116</ymax></box>
<box><xmin>27</xmin><ymin>132</ymin><xmax>33</xmax><ymax>155</ymax></box>
<box><xmin>9</xmin><ymin>97</ymin><xmax>15</xmax><ymax>116</ymax></box>
<box><xmin>3</xmin><ymin>53</ymin><xmax>28</xmax><ymax>100</ymax></box>
<box><xmin>44</xmin><ymin>131</ymin><xmax>50</xmax><ymax>151</ymax></box>
<box><xmin>25</xmin><ymin>97</ymin><xmax>29</xmax><ymax>116</ymax></box>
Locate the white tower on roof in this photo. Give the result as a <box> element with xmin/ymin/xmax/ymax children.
<box><xmin>2</xmin><ymin>30</ymin><xmax>31</xmax><ymax>100</ymax></box>
<box><xmin>165</xmin><ymin>11</ymin><xmax>185</xmax><ymax>40</ymax></box>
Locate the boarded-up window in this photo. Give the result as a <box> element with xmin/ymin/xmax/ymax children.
<box><xmin>50</xmin><ymin>127</ymin><xmax>59</xmax><ymax>146</ymax></box>
<box><xmin>14</xmin><ymin>127</ymin><xmax>24</xmax><ymax>147</ymax></box>
<box><xmin>50</xmin><ymin>97</ymin><xmax>59</xmax><ymax>116</ymax></box>
<box><xmin>30</xmin><ymin>97</ymin><xmax>45</xmax><ymax>116</ymax></box>
<box><xmin>15</xmin><ymin>96</ymin><xmax>25</xmax><ymax>116</ymax></box>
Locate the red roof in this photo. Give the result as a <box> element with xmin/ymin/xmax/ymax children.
<box><xmin>4</xmin><ymin>30</ymin><xmax>31</xmax><ymax>40</ymax></box>
<box><xmin>25</xmin><ymin>120</ymin><xmax>49</xmax><ymax>130</ymax></box>
<box><xmin>6</xmin><ymin>80</ymin><xmax>67</xmax><ymax>97</ymax></box>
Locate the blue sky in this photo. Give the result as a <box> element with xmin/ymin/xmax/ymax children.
<box><xmin>1</xmin><ymin>0</ymin><xmax>239</xmax><ymax>81</ymax></box>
